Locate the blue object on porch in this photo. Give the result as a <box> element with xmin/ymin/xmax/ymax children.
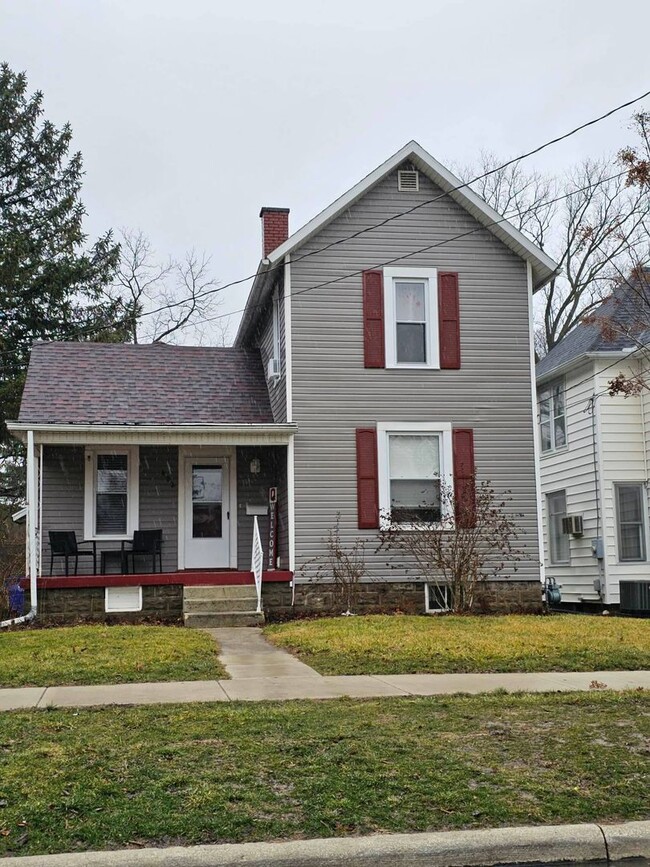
<box><xmin>5</xmin><ymin>578</ymin><xmax>25</xmax><ymax>616</ymax></box>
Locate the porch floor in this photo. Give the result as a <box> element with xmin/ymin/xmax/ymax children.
<box><xmin>22</xmin><ymin>570</ymin><xmax>292</xmax><ymax>590</ymax></box>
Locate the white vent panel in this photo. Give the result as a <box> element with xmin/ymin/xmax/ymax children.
<box><xmin>105</xmin><ymin>586</ymin><xmax>143</xmax><ymax>613</ymax></box>
<box><xmin>398</xmin><ymin>169</ymin><xmax>419</xmax><ymax>192</ymax></box>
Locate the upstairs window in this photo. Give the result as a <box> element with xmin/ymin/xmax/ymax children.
<box><xmin>384</xmin><ymin>267</ymin><xmax>439</xmax><ymax>369</ymax></box>
<box><xmin>539</xmin><ymin>379</ymin><xmax>566</xmax><ymax>453</ymax></box>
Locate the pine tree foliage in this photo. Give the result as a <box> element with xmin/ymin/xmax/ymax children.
<box><xmin>0</xmin><ymin>63</ymin><xmax>124</xmax><ymax>499</ymax></box>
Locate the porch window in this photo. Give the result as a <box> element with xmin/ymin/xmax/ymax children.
<box><xmin>84</xmin><ymin>447</ymin><xmax>139</xmax><ymax>540</ymax></box>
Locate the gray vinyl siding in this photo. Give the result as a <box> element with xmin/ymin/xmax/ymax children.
<box><xmin>41</xmin><ymin>445</ymin><xmax>178</xmax><ymax>575</ymax></box>
<box><xmin>138</xmin><ymin>446</ymin><xmax>178</xmax><ymax>572</ymax></box>
<box><xmin>289</xmin><ymin>166</ymin><xmax>541</xmax><ymax>583</ymax></box>
<box><xmin>41</xmin><ymin>446</ymin><xmax>86</xmax><ymax>576</ymax></box>
<box><xmin>236</xmin><ymin>445</ymin><xmax>288</xmax><ymax>570</ymax></box>
<box><xmin>254</xmin><ymin>277</ymin><xmax>287</xmax><ymax>423</ymax></box>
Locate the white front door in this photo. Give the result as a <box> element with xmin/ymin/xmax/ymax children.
<box><xmin>184</xmin><ymin>458</ymin><xmax>230</xmax><ymax>569</ymax></box>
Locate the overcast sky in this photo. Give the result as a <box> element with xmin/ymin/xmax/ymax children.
<box><xmin>2</xmin><ymin>0</ymin><xmax>649</xmax><ymax>340</ymax></box>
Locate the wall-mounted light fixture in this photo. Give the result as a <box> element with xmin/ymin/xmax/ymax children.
<box><xmin>249</xmin><ymin>457</ymin><xmax>261</xmax><ymax>475</ymax></box>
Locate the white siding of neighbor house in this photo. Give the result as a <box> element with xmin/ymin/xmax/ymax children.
<box><xmin>596</xmin><ymin>358</ymin><xmax>650</xmax><ymax>604</ymax></box>
<box><xmin>288</xmin><ymin>166</ymin><xmax>541</xmax><ymax>584</ymax></box>
<box><xmin>538</xmin><ymin>361</ymin><xmax>601</xmax><ymax>603</ymax></box>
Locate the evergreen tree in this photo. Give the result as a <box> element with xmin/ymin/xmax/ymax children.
<box><xmin>0</xmin><ymin>63</ymin><xmax>124</xmax><ymax>499</ymax></box>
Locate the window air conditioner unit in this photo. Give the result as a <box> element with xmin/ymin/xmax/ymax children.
<box><xmin>562</xmin><ymin>515</ymin><xmax>584</xmax><ymax>537</ymax></box>
<box><xmin>267</xmin><ymin>357</ymin><xmax>280</xmax><ymax>380</ymax></box>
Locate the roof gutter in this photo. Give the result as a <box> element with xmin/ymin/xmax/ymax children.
<box><xmin>234</xmin><ymin>258</ymin><xmax>276</xmax><ymax>346</ymax></box>
<box><xmin>535</xmin><ymin>349</ymin><xmax>636</xmax><ymax>385</ymax></box>
<box><xmin>7</xmin><ymin>421</ymin><xmax>298</xmax><ymax>445</ymax></box>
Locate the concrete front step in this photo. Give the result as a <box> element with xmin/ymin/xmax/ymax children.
<box><xmin>183</xmin><ymin>584</ymin><xmax>257</xmax><ymax>601</ymax></box>
<box><xmin>184</xmin><ymin>597</ymin><xmax>260</xmax><ymax>614</ymax></box>
<box><xmin>184</xmin><ymin>611</ymin><xmax>265</xmax><ymax>628</ymax></box>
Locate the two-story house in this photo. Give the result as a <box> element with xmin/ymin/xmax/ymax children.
<box><xmin>9</xmin><ymin>141</ymin><xmax>558</xmax><ymax>625</ymax></box>
<box><xmin>537</xmin><ymin>273</ymin><xmax>650</xmax><ymax>610</ymax></box>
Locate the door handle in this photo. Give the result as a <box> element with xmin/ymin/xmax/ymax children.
<box><xmin>227</xmin><ymin>511</ymin><xmax>230</xmax><ymax>520</ymax></box>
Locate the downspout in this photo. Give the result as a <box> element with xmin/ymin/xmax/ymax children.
<box><xmin>1</xmin><ymin>430</ymin><xmax>38</xmax><ymax>628</ymax></box>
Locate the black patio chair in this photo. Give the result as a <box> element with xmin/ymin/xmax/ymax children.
<box><xmin>49</xmin><ymin>531</ymin><xmax>97</xmax><ymax>576</ymax></box>
<box><xmin>123</xmin><ymin>529</ymin><xmax>163</xmax><ymax>574</ymax></box>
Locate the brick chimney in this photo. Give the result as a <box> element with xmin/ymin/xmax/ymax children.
<box><xmin>260</xmin><ymin>207</ymin><xmax>290</xmax><ymax>258</ymax></box>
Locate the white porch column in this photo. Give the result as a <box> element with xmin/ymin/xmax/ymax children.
<box><xmin>25</xmin><ymin>430</ymin><xmax>38</xmax><ymax>611</ymax></box>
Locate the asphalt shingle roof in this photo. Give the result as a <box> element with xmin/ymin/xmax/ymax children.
<box><xmin>536</xmin><ymin>273</ymin><xmax>650</xmax><ymax>380</ymax></box>
<box><xmin>18</xmin><ymin>343</ymin><xmax>275</xmax><ymax>425</ymax></box>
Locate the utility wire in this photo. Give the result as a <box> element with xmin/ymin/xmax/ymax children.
<box><xmin>2</xmin><ymin>88</ymin><xmax>648</xmax><ymax>356</ymax></box>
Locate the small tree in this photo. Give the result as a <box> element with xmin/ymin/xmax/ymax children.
<box><xmin>378</xmin><ymin>480</ymin><xmax>528</xmax><ymax>614</ymax></box>
<box><xmin>302</xmin><ymin>513</ymin><xmax>368</xmax><ymax>615</ymax></box>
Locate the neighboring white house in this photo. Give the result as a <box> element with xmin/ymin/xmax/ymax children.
<box><xmin>536</xmin><ymin>277</ymin><xmax>650</xmax><ymax>608</ymax></box>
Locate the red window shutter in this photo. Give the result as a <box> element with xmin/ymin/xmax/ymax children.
<box><xmin>453</xmin><ymin>428</ymin><xmax>476</xmax><ymax>528</ymax></box>
<box><xmin>362</xmin><ymin>270</ymin><xmax>385</xmax><ymax>368</ymax></box>
<box><xmin>356</xmin><ymin>428</ymin><xmax>379</xmax><ymax>529</ymax></box>
<box><xmin>438</xmin><ymin>272</ymin><xmax>461</xmax><ymax>369</ymax></box>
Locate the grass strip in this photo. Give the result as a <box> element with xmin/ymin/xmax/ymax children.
<box><xmin>0</xmin><ymin>625</ymin><xmax>226</xmax><ymax>687</ymax></box>
<box><xmin>265</xmin><ymin>614</ymin><xmax>650</xmax><ymax>675</ymax></box>
<box><xmin>0</xmin><ymin>691</ymin><xmax>648</xmax><ymax>857</ymax></box>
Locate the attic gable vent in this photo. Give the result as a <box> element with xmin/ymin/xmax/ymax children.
<box><xmin>398</xmin><ymin>169</ymin><xmax>419</xmax><ymax>192</ymax></box>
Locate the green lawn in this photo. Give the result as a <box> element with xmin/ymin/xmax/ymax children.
<box><xmin>265</xmin><ymin>614</ymin><xmax>650</xmax><ymax>675</ymax></box>
<box><xmin>0</xmin><ymin>625</ymin><xmax>227</xmax><ymax>687</ymax></box>
<box><xmin>0</xmin><ymin>692</ymin><xmax>648</xmax><ymax>857</ymax></box>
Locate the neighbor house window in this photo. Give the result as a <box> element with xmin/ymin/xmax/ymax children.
<box><xmin>377</xmin><ymin>422</ymin><xmax>453</xmax><ymax>527</ymax></box>
<box><xmin>547</xmin><ymin>490</ymin><xmax>570</xmax><ymax>564</ymax></box>
<box><xmin>84</xmin><ymin>447</ymin><xmax>139</xmax><ymax>539</ymax></box>
<box><xmin>384</xmin><ymin>267</ymin><xmax>439</xmax><ymax>369</ymax></box>
<box><xmin>539</xmin><ymin>379</ymin><xmax>566</xmax><ymax>453</ymax></box>
<box><xmin>616</xmin><ymin>484</ymin><xmax>647</xmax><ymax>562</ymax></box>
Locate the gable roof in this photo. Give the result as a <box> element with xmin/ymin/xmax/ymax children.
<box><xmin>237</xmin><ymin>141</ymin><xmax>559</xmax><ymax>344</ymax></box>
<box><xmin>17</xmin><ymin>343</ymin><xmax>274</xmax><ymax>426</ymax></box>
<box><xmin>536</xmin><ymin>274</ymin><xmax>649</xmax><ymax>381</ymax></box>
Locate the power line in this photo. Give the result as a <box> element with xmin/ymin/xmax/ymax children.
<box><xmin>2</xmin><ymin>88</ymin><xmax>648</xmax><ymax>355</ymax></box>
<box><xmin>168</xmin><ymin>168</ymin><xmax>632</xmax><ymax>337</ymax></box>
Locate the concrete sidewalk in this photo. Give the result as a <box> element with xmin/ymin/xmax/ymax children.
<box><xmin>0</xmin><ymin>626</ymin><xmax>648</xmax><ymax>710</ymax></box>
<box><xmin>3</xmin><ymin>820</ymin><xmax>650</xmax><ymax>866</ymax></box>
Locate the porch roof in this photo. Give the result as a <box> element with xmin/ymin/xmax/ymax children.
<box><xmin>17</xmin><ymin>342</ymin><xmax>274</xmax><ymax>425</ymax></box>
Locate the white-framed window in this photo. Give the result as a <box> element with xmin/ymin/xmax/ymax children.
<box><xmin>539</xmin><ymin>379</ymin><xmax>567</xmax><ymax>453</ymax></box>
<box><xmin>425</xmin><ymin>583</ymin><xmax>451</xmax><ymax>613</ymax></box>
<box><xmin>105</xmin><ymin>586</ymin><xmax>142</xmax><ymax>613</ymax></box>
<box><xmin>615</xmin><ymin>483</ymin><xmax>647</xmax><ymax>562</ymax></box>
<box><xmin>383</xmin><ymin>267</ymin><xmax>439</xmax><ymax>369</ymax></box>
<box><xmin>377</xmin><ymin>422</ymin><xmax>453</xmax><ymax>528</ymax></box>
<box><xmin>84</xmin><ymin>446</ymin><xmax>139</xmax><ymax>541</ymax></box>
<box><xmin>547</xmin><ymin>490</ymin><xmax>570</xmax><ymax>564</ymax></box>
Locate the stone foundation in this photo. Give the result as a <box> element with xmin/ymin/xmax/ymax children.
<box><xmin>25</xmin><ymin>585</ymin><xmax>183</xmax><ymax>623</ymax></box>
<box><xmin>22</xmin><ymin>578</ymin><xmax>542</xmax><ymax>625</ymax></box>
<box><xmin>265</xmin><ymin>580</ymin><xmax>542</xmax><ymax>619</ymax></box>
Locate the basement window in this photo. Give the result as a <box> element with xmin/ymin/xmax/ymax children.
<box><xmin>425</xmin><ymin>584</ymin><xmax>451</xmax><ymax>613</ymax></box>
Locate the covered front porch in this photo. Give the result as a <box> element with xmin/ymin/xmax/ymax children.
<box><xmin>10</xmin><ymin>422</ymin><xmax>296</xmax><ymax>620</ymax></box>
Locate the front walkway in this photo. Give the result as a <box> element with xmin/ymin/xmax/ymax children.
<box><xmin>0</xmin><ymin>627</ymin><xmax>648</xmax><ymax>710</ymax></box>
